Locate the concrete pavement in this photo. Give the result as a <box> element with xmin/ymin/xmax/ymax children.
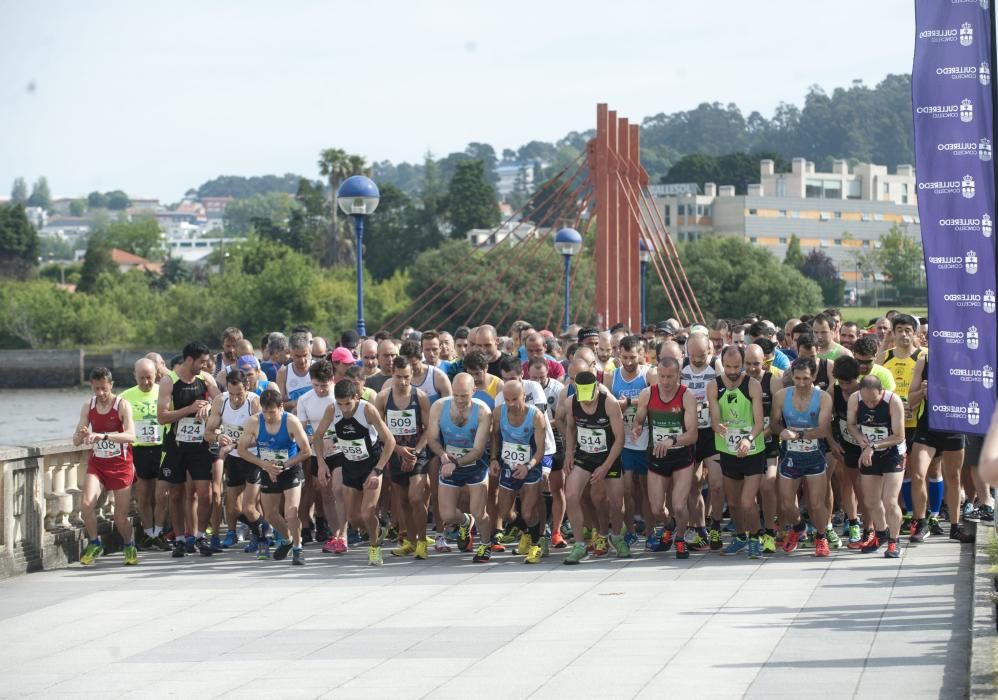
<box><xmin>0</xmin><ymin>534</ymin><xmax>972</xmax><ymax>699</ymax></box>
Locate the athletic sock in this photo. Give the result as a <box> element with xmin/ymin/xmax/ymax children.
<box><xmin>90</xmin><ymin>537</ymin><xmax>101</xmax><ymax>546</ymax></box>
<box><xmin>698</xmin><ymin>527</ymin><xmax>709</xmax><ymax>538</ymax></box>
<box><xmin>848</xmin><ymin>518</ymin><xmax>859</xmax><ymax>527</ymax></box>
<box><xmin>249</xmin><ymin>518</ymin><xmax>263</xmax><ymax>541</ymax></box>
<box><xmin>528</xmin><ymin>524</ymin><xmax>541</xmax><ymax>544</ymax></box>
<box><xmin>928</xmin><ymin>477</ymin><xmax>945</xmax><ymax>516</ymax></box>
<box><xmin>901</xmin><ymin>479</ymin><xmax>913</xmax><ymax>514</ymax></box>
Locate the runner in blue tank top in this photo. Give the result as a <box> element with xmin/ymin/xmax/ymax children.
<box><xmin>427</xmin><ymin>373</ymin><xmax>495</xmax><ymax>562</ymax></box>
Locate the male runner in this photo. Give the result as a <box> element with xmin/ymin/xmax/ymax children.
<box><xmin>827</xmin><ymin>356</ymin><xmax>867</xmax><ymax>546</ymax></box>
<box><xmin>744</xmin><ymin>343</ymin><xmax>780</xmax><ymax>553</ymax></box>
<box><xmin>682</xmin><ymin>334</ymin><xmax>723</xmax><ymax>549</ymax></box>
<box><xmin>277</xmin><ymin>332</ymin><xmax>313</xmax><ymax>411</ymax></box>
<box><xmin>365</xmin><ymin>339</ymin><xmax>397</xmax><ymax>393</ymax></box>
<box><xmin>812</xmin><ymin>313</ymin><xmax>850</xmax><ymax>360</ymax></box>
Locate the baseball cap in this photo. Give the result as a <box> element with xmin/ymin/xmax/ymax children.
<box><xmin>339</xmin><ymin>329</ymin><xmax>360</xmax><ymax>349</ymax></box>
<box><xmin>575</xmin><ymin>371</ymin><xmax>598</xmax><ymax>402</ymax></box>
<box><xmin>236</xmin><ymin>354</ymin><xmax>259</xmax><ymax>371</ymax></box>
<box><xmin>690</xmin><ymin>324</ymin><xmax>709</xmax><ymax>337</ymax></box>
<box><xmin>577</xmin><ymin>327</ymin><xmax>600</xmax><ymax>343</ymax></box>
<box><xmin>329</xmin><ymin>347</ymin><xmax>355</xmax><ymax>365</ymax></box>
<box><xmin>655</xmin><ymin>320</ymin><xmax>681</xmax><ymax>336</ymax></box>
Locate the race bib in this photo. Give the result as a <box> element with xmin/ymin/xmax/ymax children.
<box><xmin>338</xmin><ymin>438</ymin><xmax>370</xmax><ymax>462</ymax></box>
<box><xmin>577</xmin><ymin>426</ymin><xmax>607</xmax><ymax>454</ymax></box>
<box><xmin>501</xmin><ymin>440</ymin><xmax>531</xmax><ymax>467</ymax></box>
<box><xmin>697</xmin><ymin>402</ymin><xmax>711</xmax><ymax>429</ymax></box>
<box><xmin>221</xmin><ymin>423</ymin><xmax>243</xmax><ymax>442</ymax></box>
<box><xmin>322</xmin><ymin>428</ymin><xmax>341</xmax><ymax>456</ymax></box>
<box><xmin>839</xmin><ymin>419</ymin><xmax>859</xmax><ymax>446</ymax></box>
<box><xmin>257</xmin><ymin>446</ymin><xmax>289</xmax><ymax>464</ymax></box>
<box><xmin>135</xmin><ymin>419</ymin><xmax>161</xmax><ymax>444</ymax></box>
<box><xmin>725</xmin><ymin>429</ymin><xmax>751</xmax><ymax>451</ymax></box>
<box><xmin>861</xmin><ymin>425</ymin><xmax>889</xmax><ymax>449</ymax></box>
<box><xmin>902</xmin><ymin>398</ymin><xmax>913</xmax><ymax>422</ymax></box>
<box><xmin>651</xmin><ymin>425</ymin><xmax>682</xmax><ymax>449</ymax></box>
<box><xmin>93</xmin><ymin>438</ymin><xmax>122</xmax><ymax>459</ymax></box>
<box><xmin>446</xmin><ymin>446</ymin><xmax>471</xmax><ymax>462</ymax></box>
<box><xmin>622</xmin><ymin>406</ymin><xmax>637</xmax><ymax>429</ymax></box>
<box><xmin>176</xmin><ymin>417</ymin><xmax>205</xmax><ymax>444</ymax></box>
<box><xmin>387</xmin><ymin>409</ymin><xmax>417</xmax><ymax>436</ymax></box>
<box><xmin>786</xmin><ymin>436</ymin><xmax>819</xmax><ymax>453</ymax></box>
<box><xmin>763</xmin><ymin>416</ymin><xmax>771</xmax><ymax>431</ymax></box>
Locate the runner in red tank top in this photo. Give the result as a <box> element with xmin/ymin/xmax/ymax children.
<box><xmin>72</xmin><ymin>367</ymin><xmax>138</xmax><ymax>566</ymax></box>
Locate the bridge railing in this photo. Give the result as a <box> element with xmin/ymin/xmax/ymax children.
<box><xmin>0</xmin><ymin>439</ymin><xmax>123</xmax><ymax>577</ymax></box>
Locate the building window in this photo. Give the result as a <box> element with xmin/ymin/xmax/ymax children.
<box><xmin>820</xmin><ymin>212</ymin><xmax>831</xmax><ymax>221</ymax></box>
<box><xmin>790</xmin><ymin>210</ymin><xmax>800</xmax><ymax>218</ymax></box>
<box><xmin>696</xmin><ymin>204</ymin><xmax>704</xmax><ymax>216</ymax></box>
<box><xmin>883</xmin><ymin>182</ymin><xmax>890</xmax><ymax>194</ymax></box>
<box><xmin>847</xmin><ymin>180</ymin><xmax>862</xmax><ymax>199</ymax></box>
<box><xmin>874</xmin><ymin>213</ymin><xmax>884</xmax><ymax>221</ymax></box>
<box><xmin>834</xmin><ymin>211</ymin><xmax>842</xmax><ymax>219</ymax></box>
<box><xmin>779</xmin><ymin>237</ymin><xmax>787</xmax><ymax>244</ymax></box>
<box><xmin>861</xmin><ymin>213</ymin><xmax>870</xmax><ymax>221</ymax></box>
<box><xmin>750</xmin><ymin>237</ymin><xmax>758</xmax><ymax>244</ymax></box>
<box><xmin>806</xmin><ymin>178</ymin><xmax>822</xmax><ymax>198</ymax></box>
<box><xmin>779</xmin><ymin>209</ymin><xmax>787</xmax><ymax>217</ymax></box>
<box><xmin>834</xmin><ymin>239</ymin><xmax>842</xmax><ymax>246</ymax></box>
<box><xmin>748</xmin><ymin>208</ymin><xmax>758</xmax><ymax>216</ymax></box>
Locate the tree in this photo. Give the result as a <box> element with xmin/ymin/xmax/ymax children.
<box><xmin>465</xmin><ymin>143</ymin><xmax>498</xmax><ymax>184</ymax></box>
<box><xmin>87</xmin><ymin>191</ymin><xmax>108</xmax><ymax>209</ymax></box>
<box><xmin>0</xmin><ymin>204</ymin><xmax>39</xmax><ymax>278</ymax></box>
<box><xmin>98</xmin><ymin>217</ymin><xmax>164</xmax><ymax>260</ymax></box>
<box><xmin>799</xmin><ymin>248</ymin><xmax>845</xmax><ymax>305</ymax></box>
<box><xmin>69</xmin><ymin>199</ymin><xmax>86</xmax><ymax>216</ymax></box>
<box><xmin>196</xmin><ymin>173</ymin><xmax>303</xmax><ymax>199</ymax></box>
<box><xmin>105</xmin><ymin>190</ymin><xmax>131</xmax><ymax>211</ymax></box>
<box><xmin>27</xmin><ymin>177</ymin><xmax>51</xmax><ymax>210</ymax></box>
<box><xmin>445</xmin><ymin>160</ymin><xmax>499</xmax><ymax>238</ymax></box>
<box><xmin>77</xmin><ymin>237</ymin><xmax>117</xmax><ymax>293</ymax></box>
<box><xmin>364</xmin><ymin>183</ymin><xmax>444</xmax><ymax>280</ymax></box>
<box><xmin>10</xmin><ymin>178</ymin><xmax>27</xmax><ymax>204</ymax></box>
<box><xmin>318</xmin><ymin>148</ymin><xmax>351</xmax><ymax>266</ymax></box>
<box><xmin>223</xmin><ymin>192</ymin><xmax>299</xmax><ymax>236</ymax></box>
<box><xmin>784</xmin><ymin>234</ymin><xmax>805</xmax><ymax>268</ymax></box>
<box><xmin>876</xmin><ymin>225</ymin><xmax>923</xmax><ymax>291</ymax></box>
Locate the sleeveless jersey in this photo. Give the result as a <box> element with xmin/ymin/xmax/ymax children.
<box><xmin>857</xmin><ymin>390</ymin><xmax>902</xmax><ymax>458</ymax></box>
<box><xmin>681</xmin><ymin>359</ymin><xmax>717</xmax><ymax>430</ymax></box>
<box><xmin>498</xmin><ymin>404</ymin><xmax>539</xmax><ymax>468</ymax></box>
<box><xmin>255</xmin><ymin>412</ymin><xmax>298</xmax><ymax>465</ymax></box>
<box><xmin>612</xmin><ymin>366</ymin><xmax>650</xmax><ymax>450</ymax></box>
<box><xmin>412</xmin><ymin>364</ymin><xmax>444</xmax><ymax>404</ymax></box>
<box><xmin>284</xmin><ymin>365</ymin><xmax>312</xmax><ymax>403</ymax></box>
<box><xmin>439</xmin><ymin>397</ymin><xmax>487</xmax><ymax>464</ymax></box>
<box><xmin>713</xmin><ymin>376</ymin><xmax>764</xmax><ymax>456</ymax></box>
<box><xmin>883</xmin><ymin>347</ymin><xmax>923</xmax><ymax>429</ymax></box>
<box><xmin>757</xmin><ymin>372</ymin><xmax>776</xmax><ymax>444</ymax></box>
<box><xmin>780</xmin><ymin>388</ymin><xmax>823</xmax><ymax>455</ymax></box>
<box><xmin>386</xmin><ymin>386</ymin><xmax>423</xmax><ymax>449</ymax></box>
<box><xmin>333</xmin><ymin>399</ymin><xmax>380</xmax><ymax>467</ymax></box>
<box><xmin>647</xmin><ymin>383</ymin><xmax>688</xmax><ymax>453</ymax></box>
<box><xmin>88</xmin><ymin>396</ymin><xmax>132</xmax><ymax>469</ymax></box>
<box><xmin>219</xmin><ymin>392</ymin><xmax>252</xmax><ymax>459</ymax></box>
<box><xmin>120</xmin><ymin>385</ymin><xmax>162</xmax><ymax>447</ymax></box>
<box><xmin>831</xmin><ymin>384</ymin><xmax>860</xmax><ymax>449</ymax></box>
<box><xmin>572</xmin><ymin>392</ymin><xmax>616</xmax><ymax>470</ymax></box>
<box><xmin>167</xmin><ymin>370</ymin><xmax>210</xmax><ymax>446</ymax></box>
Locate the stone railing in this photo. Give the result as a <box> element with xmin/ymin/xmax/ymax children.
<box><xmin>0</xmin><ymin>439</ymin><xmax>128</xmax><ymax>578</ymax></box>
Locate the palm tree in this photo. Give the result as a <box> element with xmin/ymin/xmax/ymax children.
<box><xmin>318</xmin><ymin>148</ymin><xmax>349</xmax><ymax>266</ymax></box>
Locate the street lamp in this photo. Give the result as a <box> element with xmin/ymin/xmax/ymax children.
<box><xmin>638</xmin><ymin>239</ymin><xmax>652</xmax><ymax>329</ymax></box>
<box><xmin>554</xmin><ymin>227</ymin><xmax>582</xmax><ymax>330</ymax></box>
<box><xmin>336</xmin><ymin>175</ymin><xmax>380</xmax><ymax>337</ymax></box>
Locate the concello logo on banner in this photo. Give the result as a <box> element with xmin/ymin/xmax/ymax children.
<box><xmin>937</xmin><ymin>138</ymin><xmax>992</xmax><ymax>159</ymax></box>
<box><xmin>931</xmin><ymin>325</ymin><xmax>980</xmax><ymax>348</ymax></box>
<box><xmin>927</xmin><ymin>250</ymin><xmax>978</xmax><ymax>272</ymax></box>
<box><xmin>938</xmin><ymin>212</ymin><xmax>993</xmax><ymax>237</ymax></box>
<box><xmin>951</xmin><ymin>0</ymin><xmax>990</xmax><ymax>8</ymax></box>
<box><xmin>915</xmin><ymin>98</ymin><xmax>973</xmax><ymax>121</ymax></box>
<box><xmin>918</xmin><ymin>175</ymin><xmax>976</xmax><ymax>197</ymax></box>
<box><xmin>933</xmin><ymin>401</ymin><xmax>981</xmax><ymax>426</ymax></box>
<box><xmin>942</xmin><ymin>288</ymin><xmax>996</xmax><ymax>312</ymax></box>
<box><xmin>918</xmin><ymin>22</ymin><xmax>974</xmax><ymax>44</ymax></box>
<box><xmin>950</xmin><ymin>365</ymin><xmax>995</xmax><ymax>388</ymax></box>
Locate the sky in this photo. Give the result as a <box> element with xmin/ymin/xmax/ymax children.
<box><xmin>0</xmin><ymin>1</ymin><xmax>916</xmax><ymax>202</ymax></box>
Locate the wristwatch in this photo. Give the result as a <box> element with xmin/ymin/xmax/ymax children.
<box><xmin>102</xmin><ymin>433</ymin><xmax>109</xmax><ymax>441</ymax></box>
<box><xmin>373</xmin><ymin>467</ymin><xmax>384</xmax><ymax>476</ymax></box>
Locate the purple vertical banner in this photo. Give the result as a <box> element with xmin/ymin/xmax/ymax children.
<box><xmin>913</xmin><ymin>0</ymin><xmax>997</xmax><ymax>434</ymax></box>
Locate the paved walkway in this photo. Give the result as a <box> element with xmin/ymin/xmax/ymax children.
<box><xmin>0</xmin><ymin>534</ymin><xmax>971</xmax><ymax>699</ymax></box>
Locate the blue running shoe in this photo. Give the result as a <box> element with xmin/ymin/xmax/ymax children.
<box><xmin>646</xmin><ymin>526</ymin><xmax>665</xmax><ymax>552</ymax></box>
<box><xmin>623</xmin><ymin>531</ymin><xmax>639</xmax><ymax>548</ymax></box>
<box><xmin>347</xmin><ymin>529</ymin><xmax>363</xmax><ymax>546</ymax></box>
<box><xmin>210</xmin><ymin>534</ymin><xmax>223</xmax><ymax>553</ymax></box>
<box><xmin>722</xmin><ymin>537</ymin><xmax>749</xmax><ymax>556</ymax></box>
<box><xmin>222</xmin><ymin>531</ymin><xmax>238</xmax><ymax>549</ymax></box>
<box><xmin>184</xmin><ymin>535</ymin><xmax>196</xmax><ymax>554</ymax></box>
<box><xmin>748</xmin><ymin>537</ymin><xmax>762</xmax><ymax>559</ymax></box>
<box><xmin>244</xmin><ymin>539</ymin><xmax>259</xmax><ymax>554</ymax></box>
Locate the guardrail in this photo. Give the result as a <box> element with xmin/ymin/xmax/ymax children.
<box><xmin>0</xmin><ymin>439</ymin><xmax>127</xmax><ymax>577</ymax></box>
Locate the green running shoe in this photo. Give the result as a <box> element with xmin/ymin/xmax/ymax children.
<box><xmin>760</xmin><ymin>533</ymin><xmax>776</xmax><ymax>553</ymax></box>
<box><xmin>564</xmin><ymin>542</ymin><xmax>588</xmax><ymax>565</ymax></box>
<box><xmin>825</xmin><ymin>526</ymin><xmax>842</xmax><ymax>550</ymax></box>
<box><xmin>80</xmin><ymin>543</ymin><xmax>103</xmax><ymax>566</ymax></box>
<box><xmin>848</xmin><ymin>523</ymin><xmax>863</xmax><ymax>543</ymax></box>
<box><xmin>540</xmin><ymin>536</ymin><xmax>550</xmax><ymax>558</ymax></box>
<box><xmin>610</xmin><ymin>533</ymin><xmax>631</xmax><ymax>558</ymax></box>
<box><xmin>123</xmin><ymin>544</ymin><xmax>138</xmax><ymax>566</ymax></box>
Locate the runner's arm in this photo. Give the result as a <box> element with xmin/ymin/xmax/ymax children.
<box><xmin>112</xmin><ymin>399</ymin><xmax>136</xmax><ymax>443</ymax></box>
<box><xmin>312</xmin><ymin>405</ymin><xmax>335</xmax><ymax>462</ymax></box>
<box><xmin>284</xmin><ymin>414</ymin><xmax>312</xmax><ymax>469</ymax></box>
<box><xmin>413</xmin><ymin>390</ymin><xmax>432</xmax><ymax>453</ymax></box>
<box><xmin>366</xmin><ymin>402</ymin><xmax>396</xmax><ymax>472</ymax></box>
<box><xmin>72</xmin><ymin>401</ymin><xmax>90</xmax><ymax>446</ymax></box>
<box><xmin>204</xmin><ymin>395</ymin><xmax>224</xmax><ymax>444</ymax></box>
<box><xmin>813</xmin><ymin>391</ymin><xmax>833</xmax><ymax>441</ymax></box>
<box><xmin>907</xmin><ymin>357</ymin><xmax>927</xmax><ymax>408</ymax></box>
<box><xmin>425</xmin><ymin>401</ymin><xmax>446</xmax><ymax>459</ymax></box>
<box><xmin>434</xmin><ymin>370</ymin><xmax>452</xmax><ymax>398</ymax></box>
<box><xmin>678</xmin><ymin>390</ymin><xmax>698</xmax><ymax>447</ymax></box>
<box><xmin>603</xmin><ymin>396</ymin><xmax>626</xmax><ymax>466</ymax></box>
<box><xmin>466</xmin><ymin>405</ymin><xmax>492</xmax><ymax>467</ymax></box>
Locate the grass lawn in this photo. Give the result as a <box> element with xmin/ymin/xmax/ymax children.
<box><xmin>839</xmin><ymin>306</ymin><xmax>927</xmax><ymax>326</ymax></box>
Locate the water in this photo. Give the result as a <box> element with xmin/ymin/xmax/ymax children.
<box><xmin>1</xmin><ymin>388</ymin><xmax>93</xmax><ymax>445</ymax></box>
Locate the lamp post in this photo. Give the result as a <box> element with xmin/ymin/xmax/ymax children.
<box><xmin>554</xmin><ymin>227</ymin><xmax>582</xmax><ymax>331</ymax></box>
<box><xmin>638</xmin><ymin>239</ymin><xmax>652</xmax><ymax>329</ymax></box>
<box><xmin>336</xmin><ymin>175</ymin><xmax>380</xmax><ymax>337</ymax></box>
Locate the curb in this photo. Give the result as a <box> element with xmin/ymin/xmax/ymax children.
<box><xmin>970</xmin><ymin>520</ymin><xmax>996</xmax><ymax>699</ymax></box>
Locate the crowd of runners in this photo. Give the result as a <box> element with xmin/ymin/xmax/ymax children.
<box><xmin>73</xmin><ymin>309</ymin><xmax>996</xmax><ymax>568</ymax></box>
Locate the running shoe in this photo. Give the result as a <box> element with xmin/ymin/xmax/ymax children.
<box><xmin>172</xmin><ymin>540</ymin><xmax>186</xmax><ymax>558</ymax></box>
<box><xmin>322</xmin><ymin>537</ymin><xmax>338</xmax><ymax>554</ymax></box>
<box><xmin>774</xmin><ymin>528</ymin><xmax>787</xmax><ymax>545</ymax></box>
<box><xmin>551</xmin><ymin>531</ymin><xmax>567</xmax><ymax>549</ymax></box>
<box><xmin>80</xmin><ymin>542</ymin><xmax>103</xmax><ymax>566</ymax></box>
<box><xmin>782</xmin><ymin>529</ymin><xmax>801</xmax><ymax>554</ymax></box>
<box><xmin>708</xmin><ymin>527</ymin><xmax>723</xmax><ymax>551</ymax></box>
<box><xmin>760</xmin><ymin>533</ymin><xmax>776</xmax><ymax>553</ymax></box>
<box><xmin>646</xmin><ymin>526</ymin><xmax>665</xmax><ymax>552</ymax></box>
<box><xmin>273</xmin><ymin>542</ymin><xmax>292</xmax><ymax>561</ymax></box>
<box><xmin>901</xmin><ymin>513</ymin><xmax>913</xmax><ymax>532</ymax></box>
<box><xmin>525</xmin><ymin>545</ymin><xmax>543</xmax><ymax>564</ymax></box>
<box><xmin>368</xmin><ymin>546</ymin><xmax>383</xmax><ymax>567</ymax></box>
<box><xmin>659</xmin><ymin>529</ymin><xmax>674</xmax><ymax>552</ymax></box>
<box><xmin>210</xmin><ymin>535</ymin><xmax>224</xmax><ymax>553</ymax></box>
<box><xmin>221</xmin><ymin>531</ymin><xmax>238</xmax><ymax>549</ymax></box>
<box><xmin>457</xmin><ymin>515</ymin><xmax>475</xmax><ymax>553</ymax></box>
<box><xmin>848</xmin><ymin>530</ymin><xmax>873</xmax><ymax>550</ymax></box>
<box><xmin>148</xmin><ymin>534</ymin><xmax>170</xmax><ymax>551</ymax></box>
<box><xmin>257</xmin><ymin>542</ymin><xmax>270</xmax><ymax>560</ymax></box>
<box><xmin>950</xmin><ymin>524</ymin><xmax>976</xmax><ymax>543</ymax></box>
<box><xmin>184</xmin><ymin>536</ymin><xmax>197</xmax><ymax>555</ymax></box>
<box><xmin>860</xmin><ymin>534</ymin><xmax>882</xmax><ymax>553</ymax></box>
<box><xmin>963</xmin><ymin>502</ymin><xmax>978</xmax><ymax>520</ymax></box>
<box><xmin>514</xmin><ymin>533</ymin><xmax>532</xmax><ymax>556</ymax></box>
<box><xmin>300</xmin><ymin>527</ymin><xmax>314</xmax><ymax>545</ymax></box>
<box><xmin>581</xmin><ymin>526</ymin><xmax>595</xmax><ymax>545</ymax></box>
<box><xmin>244</xmin><ymin>539</ymin><xmax>259</xmax><ymax>554</ymax></box>
<box><xmin>490</xmin><ymin>535</ymin><xmax>506</xmax><ymax>553</ymax></box>
<box><xmin>979</xmin><ymin>505</ymin><xmax>995</xmax><ymax>523</ymax></box>
<box><xmin>501</xmin><ymin>526</ymin><xmax>523</xmax><ymax>544</ymax></box>
<box><xmin>825</xmin><ymin>527</ymin><xmax>842</xmax><ymax>550</ymax></box>
<box><xmin>414</xmin><ymin>539</ymin><xmax>429</xmax><ymax>560</ymax></box>
<box><xmin>611</xmin><ymin>533</ymin><xmax>631</xmax><ymax>558</ymax></box>
<box><xmin>910</xmin><ymin>519</ymin><xmax>929</xmax><ymax>543</ymax></box>
<box><xmin>747</xmin><ymin>537</ymin><xmax>762</xmax><ymax>559</ymax></box>
<box><xmin>292</xmin><ymin>548</ymin><xmax>305</xmax><ymax>566</ymax></box>
<box><xmin>347</xmin><ymin>529</ymin><xmax>364</xmax><ymax>546</ymax></box>
<box><xmin>623</xmin><ymin>531</ymin><xmax>639</xmax><ymax>548</ymax></box>
<box><xmin>884</xmin><ymin>540</ymin><xmax>901</xmax><ymax>558</ymax></box>
<box><xmin>675</xmin><ymin>540</ymin><xmax>689</xmax><ymax>559</ymax></box>
<box><xmin>540</xmin><ymin>536</ymin><xmax>550</xmax><ymax>558</ymax></box>
<box><xmin>384</xmin><ymin>526</ymin><xmax>399</xmax><ymax>543</ymax></box>
<box><xmin>689</xmin><ymin>534</ymin><xmax>710</xmax><ymax>552</ymax></box>
<box><xmin>634</xmin><ymin>516</ymin><xmax>646</xmax><ymax>535</ymax></box>
<box><xmin>434</xmin><ymin>535</ymin><xmax>451</xmax><ymax>553</ymax></box>
<box><xmin>444</xmin><ymin>526</ymin><xmax>459</xmax><ymax>542</ymax></box>
<box><xmin>592</xmin><ymin>534</ymin><xmax>609</xmax><ymax>557</ymax></box>
<box><xmin>195</xmin><ymin>537</ymin><xmax>213</xmax><ymax>557</ymax></box>
<box><xmin>564</xmin><ymin>542</ymin><xmax>588</xmax><ymax>565</ymax></box>
<box><xmin>123</xmin><ymin>544</ymin><xmax>138</xmax><ymax>566</ymax></box>
<box><xmin>847</xmin><ymin>524</ymin><xmax>863</xmax><ymax>544</ymax></box>
<box><xmin>928</xmin><ymin>516</ymin><xmax>945</xmax><ymax>537</ymax></box>
<box><xmin>135</xmin><ymin>531</ymin><xmax>153</xmax><ymax>551</ymax></box>
<box><xmin>473</xmin><ymin>544</ymin><xmax>492</xmax><ymax>563</ymax></box>
<box><xmin>814</xmin><ymin>537</ymin><xmax>830</xmax><ymax>558</ymax></box>
<box><xmin>722</xmin><ymin>537</ymin><xmax>748</xmax><ymax>556</ymax></box>
<box><xmin>393</xmin><ymin>539</ymin><xmax>416</xmax><ymax>557</ymax></box>
<box><xmin>333</xmin><ymin>537</ymin><xmax>348</xmax><ymax>554</ymax></box>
